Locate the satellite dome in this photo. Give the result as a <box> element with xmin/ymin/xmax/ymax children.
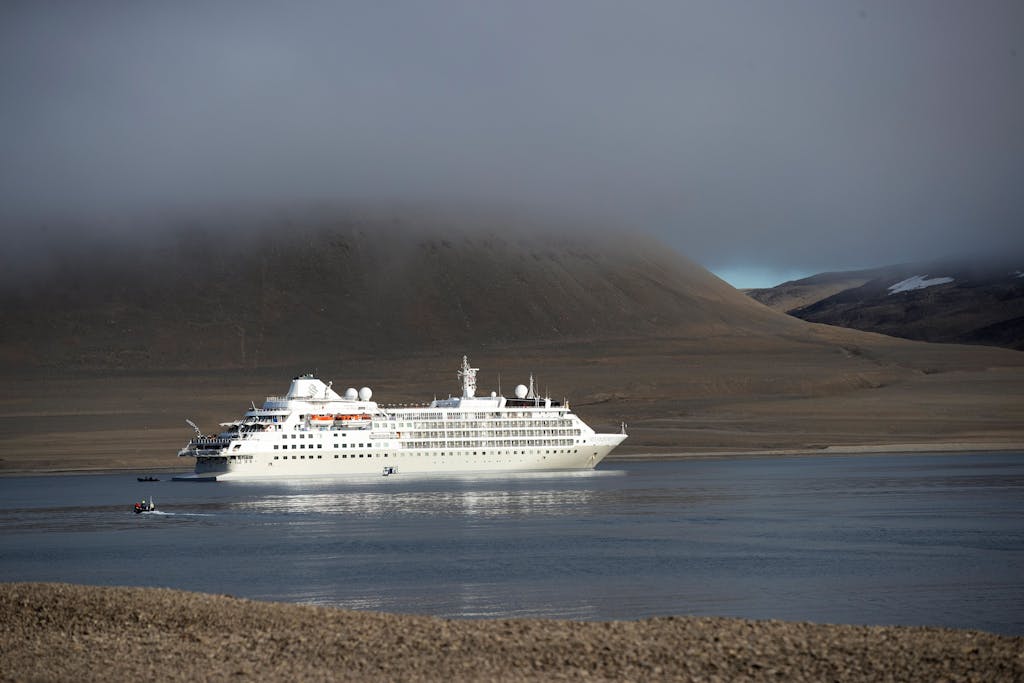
<box><xmin>344</xmin><ymin>387</ymin><xmax>358</xmax><ymax>400</ymax></box>
<box><xmin>515</xmin><ymin>384</ymin><xmax>528</xmax><ymax>399</ymax></box>
<box><xmin>358</xmin><ymin>387</ymin><xmax>373</xmax><ymax>401</ymax></box>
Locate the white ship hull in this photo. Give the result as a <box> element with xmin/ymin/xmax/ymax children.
<box><xmin>174</xmin><ymin>358</ymin><xmax>627</xmax><ymax>482</ymax></box>
<box><xmin>174</xmin><ymin>434</ymin><xmax>625</xmax><ymax>481</ymax></box>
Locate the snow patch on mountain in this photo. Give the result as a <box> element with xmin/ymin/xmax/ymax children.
<box><xmin>887</xmin><ymin>275</ymin><xmax>954</xmax><ymax>295</ymax></box>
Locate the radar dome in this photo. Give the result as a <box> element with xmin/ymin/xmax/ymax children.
<box><xmin>358</xmin><ymin>387</ymin><xmax>373</xmax><ymax>401</ymax></box>
<box><xmin>344</xmin><ymin>388</ymin><xmax>358</xmax><ymax>400</ymax></box>
<box><xmin>515</xmin><ymin>384</ymin><xmax>528</xmax><ymax>399</ymax></box>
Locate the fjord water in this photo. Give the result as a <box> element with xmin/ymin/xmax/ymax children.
<box><xmin>1</xmin><ymin>453</ymin><xmax>1022</xmax><ymax>635</ymax></box>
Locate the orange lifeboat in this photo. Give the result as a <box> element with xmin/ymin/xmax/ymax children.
<box><xmin>309</xmin><ymin>414</ymin><xmax>335</xmax><ymax>426</ymax></box>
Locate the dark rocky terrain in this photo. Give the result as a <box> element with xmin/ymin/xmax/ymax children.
<box><xmin>747</xmin><ymin>259</ymin><xmax>1024</xmax><ymax>350</ymax></box>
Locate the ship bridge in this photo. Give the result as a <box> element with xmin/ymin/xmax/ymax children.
<box><xmin>284</xmin><ymin>375</ymin><xmax>343</xmax><ymax>401</ymax></box>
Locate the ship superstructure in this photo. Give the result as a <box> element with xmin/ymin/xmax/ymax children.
<box><xmin>174</xmin><ymin>357</ymin><xmax>627</xmax><ymax>480</ymax></box>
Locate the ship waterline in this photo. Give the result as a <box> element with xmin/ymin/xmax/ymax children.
<box><xmin>175</xmin><ymin>357</ymin><xmax>627</xmax><ymax>481</ymax></box>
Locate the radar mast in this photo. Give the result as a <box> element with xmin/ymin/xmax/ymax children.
<box><xmin>458</xmin><ymin>355</ymin><xmax>478</xmax><ymax>398</ymax></box>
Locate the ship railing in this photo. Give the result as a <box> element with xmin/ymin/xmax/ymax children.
<box><xmin>189</xmin><ymin>436</ymin><xmax>230</xmax><ymax>446</ymax></box>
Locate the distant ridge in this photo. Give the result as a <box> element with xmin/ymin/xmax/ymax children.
<box><xmin>0</xmin><ymin>215</ymin><xmax>797</xmax><ymax>369</ymax></box>
<box><xmin>747</xmin><ymin>259</ymin><xmax>1024</xmax><ymax>350</ymax></box>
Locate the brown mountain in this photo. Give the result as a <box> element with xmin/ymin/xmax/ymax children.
<box><xmin>3</xmin><ymin>215</ymin><xmax>1024</xmax><ymax>472</ymax></box>
<box><xmin>0</xmin><ymin>216</ymin><xmax>797</xmax><ymax>370</ymax></box>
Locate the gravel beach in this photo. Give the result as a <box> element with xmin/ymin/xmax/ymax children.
<box><xmin>2</xmin><ymin>583</ymin><xmax>1021</xmax><ymax>682</ymax></box>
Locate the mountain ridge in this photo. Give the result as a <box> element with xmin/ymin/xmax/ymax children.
<box><xmin>747</xmin><ymin>259</ymin><xmax>1024</xmax><ymax>350</ymax></box>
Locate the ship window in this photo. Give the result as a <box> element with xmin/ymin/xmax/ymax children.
<box><xmin>317</xmin><ymin>444</ymin><xmax>322</xmax><ymax>449</ymax></box>
<box><xmin>273</xmin><ymin>445</ymin><xmax>278</xmax><ymax>450</ymax></box>
<box><xmin>334</xmin><ymin>444</ymin><xmax>338</xmax><ymax>448</ymax></box>
<box><xmin>334</xmin><ymin>455</ymin><xmax>338</xmax><ymax>459</ymax></box>
<box><xmin>291</xmin><ymin>456</ymin><xmax>296</xmax><ymax>459</ymax></box>
<box><xmin>274</xmin><ymin>456</ymin><xmax>278</xmax><ymax>460</ymax></box>
<box><xmin>318</xmin><ymin>455</ymin><xmax>322</xmax><ymax>459</ymax></box>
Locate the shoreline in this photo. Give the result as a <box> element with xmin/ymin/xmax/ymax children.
<box><xmin>608</xmin><ymin>441</ymin><xmax>1024</xmax><ymax>461</ymax></box>
<box><xmin>3</xmin><ymin>582</ymin><xmax>1021</xmax><ymax>682</ymax></box>
<box><xmin>2</xmin><ymin>441</ymin><xmax>1021</xmax><ymax>477</ymax></box>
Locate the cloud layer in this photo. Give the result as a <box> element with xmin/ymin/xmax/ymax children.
<box><xmin>2</xmin><ymin>1</ymin><xmax>1022</xmax><ymax>279</ymax></box>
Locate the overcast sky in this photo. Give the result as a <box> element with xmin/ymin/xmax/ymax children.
<box><xmin>2</xmin><ymin>1</ymin><xmax>1022</xmax><ymax>287</ymax></box>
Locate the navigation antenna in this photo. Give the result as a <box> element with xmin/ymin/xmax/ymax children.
<box><xmin>458</xmin><ymin>355</ymin><xmax>478</xmax><ymax>398</ymax></box>
<box><xmin>186</xmin><ymin>419</ymin><xmax>203</xmax><ymax>438</ymax></box>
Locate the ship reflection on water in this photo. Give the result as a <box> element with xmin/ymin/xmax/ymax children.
<box><xmin>240</xmin><ymin>489</ymin><xmax>598</xmax><ymax>517</ymax></box>
<box><xmin>237</xmin><ymin>474</ymin><xmax>614</xmax><ymax>518</ymax></box>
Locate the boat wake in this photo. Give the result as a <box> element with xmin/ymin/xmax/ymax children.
<box><xmin>139</xmin><ymin>511</ymin><xmax>213</xmax><ymax>517</ymax></box>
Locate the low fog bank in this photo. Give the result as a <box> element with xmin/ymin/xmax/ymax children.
<box><xmin>4</xmin><ymin>202</ymin><xmax>1020</xmax><ymax>297</ymax></box>
<box><xmin>1</xmin><ymin>208</ymin><xmax>794</xmax><ymax>370</ymax></box>
<box><xmin>0</xmin><ymin>202</ymin><xmax>635</xmax><ymax>289</ymax></box>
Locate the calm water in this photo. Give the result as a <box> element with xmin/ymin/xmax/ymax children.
<box><xmin>1</xmin><ymin>453</ymin><xmax>1022</xmax><ymax>634</ymax></box>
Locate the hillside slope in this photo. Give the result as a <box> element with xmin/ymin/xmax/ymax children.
<box><xmin>745</xmin><ymin>269</ymin><xmax>881</xmax><ymax>313</ymax></box>
<box><xmin>0</xmin><ymin>217</ymin><xmax>797</xmax><ymax>369</ymax></box>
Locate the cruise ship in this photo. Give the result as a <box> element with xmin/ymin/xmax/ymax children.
<box><xmin>174</xmin><ymin>357</ymin><xmax>627</xmax><ymax>480</ymax></box>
